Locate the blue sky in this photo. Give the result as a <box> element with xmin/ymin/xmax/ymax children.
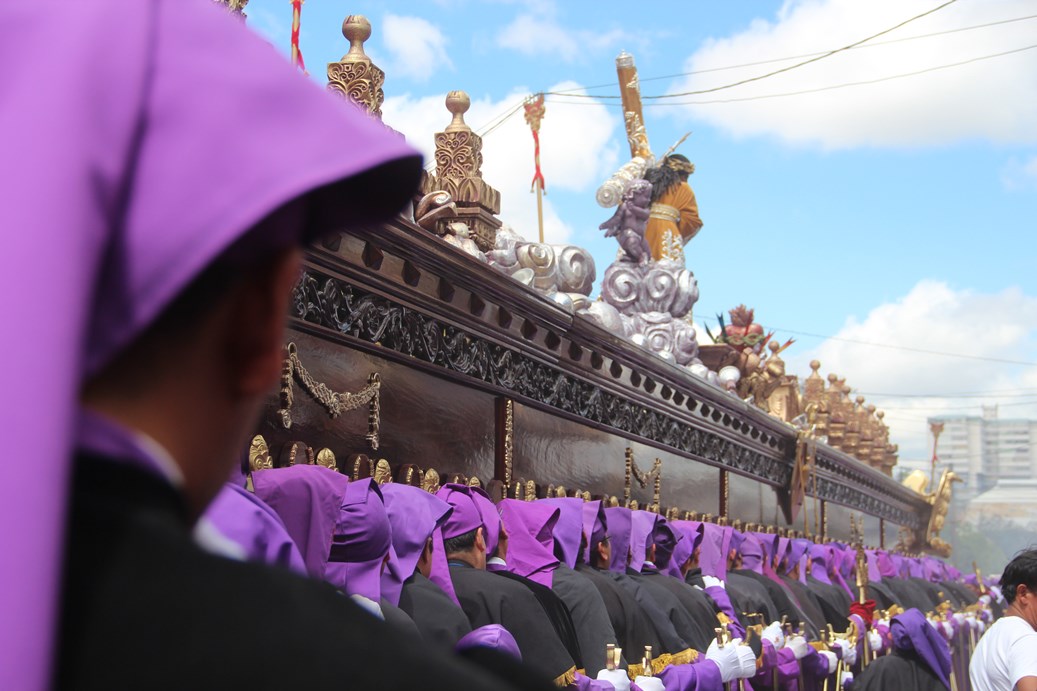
<box><xmin>241</xmin><ymin>0</ymin><xmax>1037</xmax><ymax>464</ymax></box>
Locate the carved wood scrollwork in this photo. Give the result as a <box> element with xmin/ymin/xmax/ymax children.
<box><xmin>291</xmin><ymin>269</ymin><xmax>924</xmax><ymax>526</ymax></box>
<box><xmin>327</xmin><ymin>61</ymin><xmax>385</xmax><ymax>118</ymax></box>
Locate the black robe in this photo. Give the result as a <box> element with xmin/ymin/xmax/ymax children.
<box><xmin>635</xmin><ymin>567</ymin><xmax>720</xmax><ymax>651</ymax></box>
<box><xmin>493</xmin><ymin>569</ymin><xmax>584</xmax><ymax>671</ymax></box>
<box><xmin>575</xmin><ymin>563</ymin><xmax>665</xmax><ymax>661</ymax></box>
<box><xmin>626</xmin><ymin>567</ymin><xmax>710</xmax><ymax>653</ymax></box>
<box><xmin>398</xmin><ymin>572</ymin><xmax>472</xmax><ymax>650</ymax></box>
<box><xmin>737</xmin><ymin>569</ymin><xmax>820</xmax><ymax>638</ymax></box>
<box><xmin>608</xmin><ymin>570</ymin><xmax>691</xmax><ymax>655</ymax></box>
<box><xmin>910</xmin><ymin>578</ymin><xmax>946</xmax><ymax>609</ymax></box>
<box><xmin>853</xmin><ymin>649</ymin><xmax>947</xmax><ymax>691</ymax></box>
<box><xmin>551</xmin><ymin>565</ymin><xmax>618</xmax><ymax>675</ymax></box>
<box><xmin>806</xmin><ymin>575</ymin><xmax>853</xmax><ymax>628</ymax></box>
<box><xmin>868</xmin><ymin>581</ymin><xmax>898</xmax><ymax>609</ymax></box>
<box><xmin>781</xmin><ymin>575</ymin><xmax>829</xmax><ymax>636</ymax></box>
<box><xmin>450</xmin><ymin>561</ymin><xmax>575</xmax><ymax>684</ymax></box>
<box><xmin>883</xmin><ymin>578</ymin><xmax>935</xmax><ymax>611</ymax></box>
<box><xmin>380</xmin><ymin>599</ymin><xmax>423</xmax><ymax>642</ymax></box>
<box><xmin>727</xmin><ymin>571</ymin><xmax>780</xmax><ymax>623</ymax></box>
<box><xmin>57</xmin><ymin>456</ymin><xmax>536</xmax><ymax>691</ymax></box>
<box><xmin>940</xmin><ymin>581</ymin><xmax>978</xmax><ymax>607</ymax></box>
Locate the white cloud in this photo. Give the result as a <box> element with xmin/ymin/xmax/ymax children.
<box><xmin>785</xmin><ymin>281</ymin><xmax>1037</xmax><ymax>463</ymax></box>
<box><xmin>1001</xmin><ymin>154</ymin><xmax>1037</xmax><ymax>191</ymax></box>
<box><xmin>383</xmin><ymin>82</ymin><xmax>620</xmax><ymax>244</ymax></box>
<box><xmin>671</xmin><ymin>0</ymin><xmax>1037</xmax><ymax>148</ymax></box>
<box><xmin>381</xmin><ymin>14</ymin><xmax>453</xmax><ymax>83</ymax></box>
<box><xmin>495</xmin><ymin>14</ymin><xmax>627</xmax><ymax>64</ymax></box>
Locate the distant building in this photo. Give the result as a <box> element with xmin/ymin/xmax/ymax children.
<box><xmin>929</xmin><ymin>406</ymin><xmax>1037</xmax><ymax>523</ymax></box>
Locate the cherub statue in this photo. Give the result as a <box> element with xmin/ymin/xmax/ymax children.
<box><xmin>599</xmin><ymin>179</ymin><xmax>652</xmax><ymax>263</ymax></box>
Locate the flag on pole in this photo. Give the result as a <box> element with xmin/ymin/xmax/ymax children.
<box><xmin>290</xmin><ymin>0</ymin><xmax>306</xmax><ymax>72</ymax></box>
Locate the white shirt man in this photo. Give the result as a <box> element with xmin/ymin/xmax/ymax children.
<box><xmin>970</xmin><ymin>551</ymin><xmax>1037</xmax><ymax>691</ymax></box>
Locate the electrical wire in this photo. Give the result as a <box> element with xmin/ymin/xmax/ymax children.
<box><xmin>547</xmin><ymin>0</ymin><xmax>961</xmax><ymax>101</ymax></box>
<box><xmin>546</xmin><ymin>11</ymin><xmax>1037</xmax><ymax>95</ymax></box>
<box><xmin>698</xmin><ymin>316</ymin><xmax>1037</xmax><ymax>367</ymax></box>
<box><xmin>544</xmin><ymin>42</ymin><xmax>1037</xmax><ymax>108</ymax></box>
<box><xmin>857</xmin><ymin>389</ymin><xmax>1037</xmax><ymax>399</ymax></box>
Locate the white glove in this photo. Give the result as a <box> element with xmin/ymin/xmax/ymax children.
<box><xmin>633</xmin><ymin>676</ymin><xmax>665</xmax><ymax>691</ymax></box>
<box><xmin>867</xmin><ymin>629</ymin><xmax>883</xmax><ymax>653</ymax></box>
<box><xmin>832</xmin><ymin>638</ymin><xmax>857</xmax><ymax>666</ymax></box>
<box><xmin>702</xmin><ymin>575</ymin><xmax>726</xmax><ymax>590</ymax></box>
<box><xmin>707</xmin><ymin>638</ymin><xmax>748</xmax><ymax>683</ymax></box>
<box><xmin>733</xmin><ymin>641</ymin><xmax>758</xmax><ymax>680</ymax></box>
<box><xmin>819</xmin><ymin>650</ymin><xmax>838</xmax><ymax>674</ymax></box>
<box><xmin>786</xmin><ymin>635</ymin><xmax>810</xmax><ymax>660</ymax></box>
<box><xmin>597</xmin><ymin>668</ymin><xmax>631</xmax><ymax>691</ymax></box>
<box><xmin>841</xmin><ymin>671</ymin><xmax>854</xmax><ymax>689</ymax></box>
<box><xmin>762</xmin><ymin>621</ymin><xmax>785</xmax><ymax>649</ymax></box>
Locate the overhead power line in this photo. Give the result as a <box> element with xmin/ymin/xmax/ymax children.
<box><xmin>698</xmin><ymin>316</ymin><xmax>1037</xmax><ymax>367</ymax></box>
<box><xmin>547</xmin><ymin>0</ymin><xmax>961</xmax><ymax>101</ymax></box>
<box><xmin>857</xmin><ymin>389</ymin><xmax>1037</xmax><ymax>399</ymax></box>
<box><xmin>545</xmin><ymin>42</ymin><xmax>1037</xmax><ymax>108</ymax></box>
<box><xmin>547</xmin><ymin>11</ymin><xmax>1037</xmax><ymax>95</ymax></box>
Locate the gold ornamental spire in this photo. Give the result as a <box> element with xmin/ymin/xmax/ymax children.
<box><xmin>327</xmin><ymin>15</ymin><xmax>385</xmax><ymax>118</ymax></box>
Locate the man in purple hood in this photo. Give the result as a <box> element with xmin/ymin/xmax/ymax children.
<box><xmin>43</xmin><ymin>3</ymin><xmax>546</xmax><ymax>689</ymax></box>
<box><xmin>439</xmin><ymin>484</ymin><xmax>577</xmax><ymax>686</ymax></box>
<box><xmin>195</xmin><ymin>480</ymin><xmax>307</xmax><ymax>575</ymax></box>
<box><xmin>855</xmin><ymin>607</ymin><xmax>952</xmax><ymax>691</ymax></box>
<box><xmin>383</xmin><ymin>484</ymin><xmax>473</xmax><ymax>651</ymax></box>
<box><xmin>575</xmin><ymin>502</ymin><xmax>673</xmax><ymax>672</ymax></box>
<box><xmin>537</xmin><ymin>497</ymin><xmax>623</xmax><ymax>677</ymax></box>
<box><xmin>627</xmin><ymin>511</ymin><xmax>724</xmax><ymax>653</ymax></box>
<box><xmin>806</xmin><ymin>543</ymin><xmax>854</xmax><ymax>627</ymax></box>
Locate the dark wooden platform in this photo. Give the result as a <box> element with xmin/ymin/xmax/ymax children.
<box><xmin>260</xmin><ymin>216</ymin><xmax>930</xmax><ymax>547</ymax></box>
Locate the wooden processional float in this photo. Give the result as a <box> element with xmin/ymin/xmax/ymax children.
<box><xmin>241</xmin><ymin>11</ymin><xmax>950</xmax><ymax>556</ymax></box>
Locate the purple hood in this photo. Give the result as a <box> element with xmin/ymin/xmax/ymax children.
<box><xmin>253</xmin><ymin>465</ymin><xmax>350</xmax><ymax>579</ymax></box>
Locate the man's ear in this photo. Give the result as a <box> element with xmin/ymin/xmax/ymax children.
<box><xmin>226</xmin><ymin>247</ymin><xmax>302</xmax><ymax>397</ymax></box>
<box><xmin>475</xmin><ymin>527</ymin><xmax>486</xmax><ymax>554</ymax></box>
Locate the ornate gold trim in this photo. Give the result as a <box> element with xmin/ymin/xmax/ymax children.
<box><xmin>315</xmin><ymin>448</ymin><xmax>336</xmax><ymax>471</ymax></box>
<box><xmin>248</xmin><ymin>435</ymin><xmax>273</xmax><ymax>471</ymax></box>
<box><xmin>552</xmin><ymin>666</ymin><xmax>577</xmax><ymax>687</ymax></box>
<box><xmin>277</xmin><ymin>343</ymin><xmax>381</xmax><ymax>450</ymax></box>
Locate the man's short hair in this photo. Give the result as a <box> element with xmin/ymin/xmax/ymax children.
<box><xmin>1001</xmin><ymin>548</ymin><xmax>1037</xmax><ymax>604</ymax></box>
<box><xmin>443</xmin><ymin>528</ymin><xmax>479</xmax><ymax>556</ymax></box>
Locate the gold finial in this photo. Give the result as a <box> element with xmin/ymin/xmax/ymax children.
<box><xmin>341</xmin><ymin>15</ymin><xmax>373</xmax><ymax>63</ymax></box>
<box><xmin>316</xmin><ymin>448</ymin><xmax>337</xmax><ymax>471</ymax></box>
<box><xmin>374</xmin><ymin>458</ymin><xmax>393</xmax><ymax>485</ymax></box>
<box><xmin>327</xmin><ymin>14</ymin><xmax>385</xmax><ymax>118</ymax></box>
<box><xmin>421</xmin><ymin>468</ymin><xmax>441</xmax><ymax>494</ymax></box>
<box><xmin>445</xmin><ymin>91</ymin><xmax>472</xmax><ymax>133</ymax></box>
<box><xmin>249</xmin><ymin>435</ymin><xmax>273</xmax><ymax>471</ymax></box>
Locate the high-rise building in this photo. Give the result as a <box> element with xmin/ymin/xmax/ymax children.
<box><xmin>929</xmin><ymin>405</ymin><xmax>1037</xmax><ymax>507</ymax></box>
